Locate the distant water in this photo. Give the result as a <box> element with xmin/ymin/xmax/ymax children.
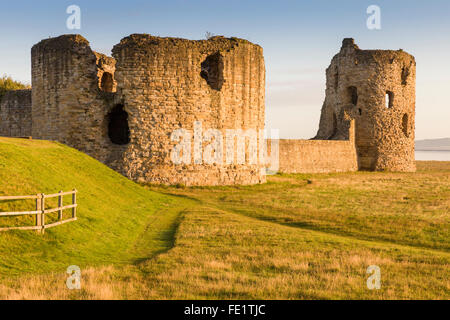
<box><xmin>415</xmin><ymin>151</ymin><xmax>450</xmax><ymax>161</ymax></box>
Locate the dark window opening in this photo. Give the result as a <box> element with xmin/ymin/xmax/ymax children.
<box><xmin>100</xmin><ymin>72</ymin><xmax>114</xmax><ymax>92</ymax></box>
<box><xmin>385</xmin><ymin>91</ymin><xmax>394</xmax><ymax>109</ymax></box>
<box><xmin>200</xmin><ymin>52</ymin><xmax>224</xmax><ymax>90</ymax></box>
<box><xmin>401</xmin><ymin>67</ymin><xmax>409</xmax><ymax>86</ymax></box>
<box><xmin>334</xmin><ymin>71</ymin><xmax>339</xmax><ymax>91</ymax></box>
<box><xmin>358</xmin><ymin>108</ymin><xmax>362</xmax><ymax>116</ymax></box>
<box><xmin>402</xmin><ymin>113</ymin><xmax>409</xmax><ymax>137</ymax></box>
<box><xmin>108</xmin><ymin>104</ymin><xmax>130</xmax><ymax>145</ymax></box>
<box><xmin>347</xmin><ymin>86</ymin><xmax>358</xmax><ymax>105</ymax></box>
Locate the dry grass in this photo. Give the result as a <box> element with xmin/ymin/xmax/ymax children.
<box><xmin>1</xmin><ymin>205</ymin><xmax>448</xmax><ymax>300</ymax></box>
<box><xmin>0</xmin><ymin>161</ymin><xmax>448</xmax><ymax>299</ymax></box>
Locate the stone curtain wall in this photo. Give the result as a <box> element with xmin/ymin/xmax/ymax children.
<box><xmin>269</xmin><ymin>121</ymin><xmax>358</xmax><ymax>174</ymax></box>
<box><xmin>0</xmin><ymin>89</ymin><xmax>32</xmax><ymax>137</ymax></box>
<box><xmin>271</xmin><ymin>140</ymin><xmax>358</xmax><ymax>174</ymax></box>
<box><xmin>315</xmin><ymin>38</ymin><xmax>416</xmax><ymax>172</ymax></box>
<box><xmin>111</xmin><ymin>35</ymin><xmax>266</xmax><ymax>185</ymax></box>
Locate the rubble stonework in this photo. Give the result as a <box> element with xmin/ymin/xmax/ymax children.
<box><xmin>269</xmin><ymin>120</ymin><xmax>358</xmax><ymax>173</ymax></box>
<box><xmin>30</xmin><ymin>34</ymin><xmax>266</xmax><ymax>185</ymax></box>
<box><xmin>0</xmin><ymin>35</ymin><xmax>416</xmax><ymax>185</ymax></box>
<box><xmin>0</xmin><ymin>89</ymin><xmax>32</xmax><ymax>137</ymax></box>
<box><xmin>314</xmin><ymin>38</ymin><xmax>416</xmax><ymax>172</ymax></box>
<box><xmin>31</xmin><ymin>35</ymin><xmax>124</xmax><ymax>168</ymax></box>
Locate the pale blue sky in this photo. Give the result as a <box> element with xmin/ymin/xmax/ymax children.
<box><xmin>0</xmin><ymin>0</ymin><xmax>449</xmax><ymax>139</ymax></box>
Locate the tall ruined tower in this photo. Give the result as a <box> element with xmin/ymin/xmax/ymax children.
<box><xmin>111</xmin><ymin>34</ymin><xmax>266</xmax><ymax>185</ymax></box>
<box><xmin>315</xmin><ymin>38</ymin><xmax>416</xmax><ymax>172</ymax></box>
<box><xmin>31</xmin><ymin>34</ymin><xmax>266</xmax><ymax>186</ymax></box>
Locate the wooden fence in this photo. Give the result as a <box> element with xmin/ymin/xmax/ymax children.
<box><xmin>0</xmin><ymin>189</ymin><xmax>77</xmax><ymax>233</ymax></box>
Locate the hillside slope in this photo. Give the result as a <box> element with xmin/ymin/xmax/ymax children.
<box><xmin>0</xmin><ymin>137</ymin><xmax>185</xmax><ymax>276</ymax></box>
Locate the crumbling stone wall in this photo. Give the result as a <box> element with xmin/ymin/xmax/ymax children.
<box><xmin>29</xmin><ymin>35</ymin><xmax>415</xmax><ymax>185</ymax></box>
<box><xmin>31</xmin><ymin>35</ymin><xmax>124</xmax><ymax>167</ymax></box>
<box><xmin>271</xmin><ymin>139</ymin><xmax>358</xmax><ymax>173</ymax></box>
<box><xmin>111</xmin><ymin>34</ymin><xmax>266</xmax><ymax>185</ymax></box>
<box><xmin>31</xmin><ymin>34</ymin><xmax>266</xmax><ymax>186</ymax></box>
<box><xmin>95</xmin><ymin>52</ymin><xmax>116</xmax><ymax>93</ymax></box>
<box><xmin>270</xmin><ymin>120</ymin><xmax>357</xmax><ymax>173</ymax></box>
<box><xmin>0</xmin><ymin>89</ymin><xmax>32</xmax><ymax>137</ymax></box>
<box><xmin>314</xmin><ymin>38</ymin><xmax>416</xmax><ymax>172</ymax></box>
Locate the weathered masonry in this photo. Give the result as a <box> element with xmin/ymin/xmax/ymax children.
<box><xmin>314</xmin><ymin>38</ymin><xmax>416</xmax><ymax>172</ymax></box>
<box><xmin>30</xmin><ymin>34</ymin><xmax>266</xmax><ymax>186</ymax></box>
<box><xmin>0</xmin><ymin>89</ymin><xmax>32</xmax><ymax>137</ymax></box>
<box><xmin>268</xmin><ymin>120</ymin><xmax>358</xmax><ymax>173</ymax></box>
<box><xmin>0</xmin><ymin>35</ymin><xmax>416</xmax><ymax>186</ymax></box>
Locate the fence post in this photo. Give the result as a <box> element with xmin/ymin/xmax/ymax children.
<box><xmin>35</xmin><ymin>193</ymin><xmax>42</xmax><ymax>233</ymax></box>
<box><xmin>58</xmin><ymin>190</ymin><xmax>63</xmax><ymax>221</ymax></box>
<box><xmin>41</xmin><ymin>193</ymin><xmax>45</xmax><ymax>234</ymax></box>
<box><xmin>72</xmin><ymin>189</ymin><xmax>77</xmax><ymax>219</ymax></box>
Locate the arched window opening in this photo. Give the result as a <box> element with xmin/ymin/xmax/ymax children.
<box><xmin>100</xmin><ymin>72</ymin><xmax>114</xmax><ymax>92</ymax></box>
<box><xmin>107</xmin><ymin>104</ymin><xmax>130</xmax><ymax>145</ymax></box>
<box><xmin>347</xmin><ymin>86</ymin><xmax>358</xmax><ymax>105</ymax></box>
<box><xmin>200</xmin><ymin>52</ymin><xmax>224</xmax><ymax>90</ymax></box>
<box><xmin>402</xmin><ymin>113</ymin><xmax>409</xmax><ymax>137</ymax></box>
<box><xmin>385</xmin><ymin>91</ymin><xmax>394</xmax><ymax>109</ymax></box>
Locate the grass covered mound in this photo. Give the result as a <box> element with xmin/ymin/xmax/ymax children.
<box><xmin>0</xmin><ymin>137</ymin><xmax>183</xmax><ymax>275</ymax></box>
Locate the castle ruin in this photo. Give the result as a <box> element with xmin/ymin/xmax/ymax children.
<box><xmin>315</xmin><ymin>38</ymin><xmax>416</xmax><ymax>172</ymax></box>
<box><xmin>0</xmin><ymin>35</ymin><xmax>416</xmax><ymax>186</ymax></box>
<box><xmin>269</xmin><ymin>38</ymin><xmax>416</xmax><ymax>174</ymax></box>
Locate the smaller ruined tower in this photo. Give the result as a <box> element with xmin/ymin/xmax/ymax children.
<box><xmin>315</xmin><ymin>38</ymin><xmax>416</xmax><ymax>172</ymax></box>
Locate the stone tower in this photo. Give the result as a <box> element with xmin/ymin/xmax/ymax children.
<box><xmin>31</xmin><ymin>35</ymin><xmax>120</xmax><ymax>165</ymax></box>
<box><xmin>31</xmin><ymin>34</ymin><xmax>266</xmax><ymax>186</ymax></box>
<box><xmin>315</xmin><ymin>38</ymin><xmax>416</xmax><ymax>172</ymax></box>
<box><xmin>111</xmin><ymin>34</ymin><xmax>266</xmax><ymax>185</ymax></box>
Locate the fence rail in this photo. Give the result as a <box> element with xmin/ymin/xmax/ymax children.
<box><xmin>0</xmin><ymin>189</ymin><xmax>77</xmax><ymax>233</ymax></box>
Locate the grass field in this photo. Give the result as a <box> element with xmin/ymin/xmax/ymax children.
<box><xmin>0</xmin><ymin>137</ymin><xmax>448</xmax><ymax>299</ymax></box>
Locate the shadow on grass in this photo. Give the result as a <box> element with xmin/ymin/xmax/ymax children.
<box><xmin>132</xmin><ymin>208</ymin><xmax>186</xmax><ymax>266</ymax></box>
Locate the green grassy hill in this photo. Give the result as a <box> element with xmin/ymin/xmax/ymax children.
<box><xmin>0</xmin><ymin>137</ymin><xmax>187</xmax><ymax>275</ymax></box>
